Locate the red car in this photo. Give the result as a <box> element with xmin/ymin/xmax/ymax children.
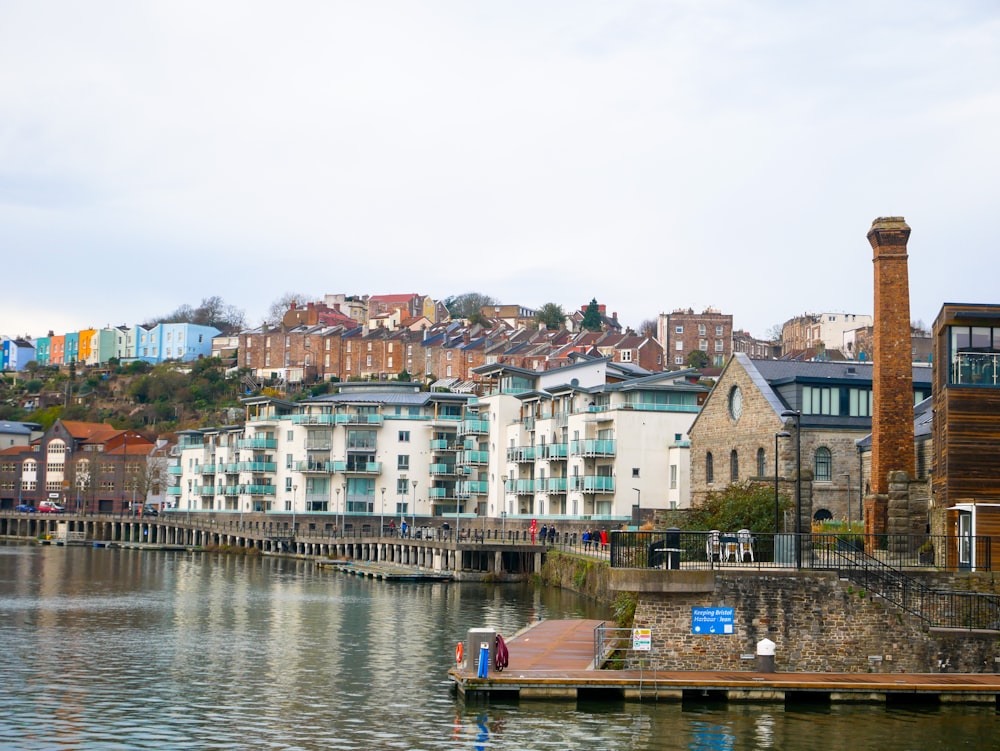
<box><xmin>38</xmin><ymin>501</ymin><xmax>65</xmax><ymax>513</ymax></box>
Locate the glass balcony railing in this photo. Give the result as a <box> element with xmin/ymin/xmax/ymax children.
<box><xmin>570</xmin><ymin>475</ymin><xmax>616</xmax><ymax>492</ymax></box>
<box><xmin>166</xmin><ymin>486</ymin><xmax>182</xmax><ymax>495</ymax></box>
<box><xmin>237</xmin><ymin>437</ymin><xmax>278</xmax><ymax>450</ymax></box>
<box><xmin>167</xmin><ymin>465</ymin><xmax>183</xmax><ymax>475</ymax></box>
<box><xmin>546</xmin><ymin>477</ymin><xmax>568</xmax><ymax>493</ymax></box>
<box><xmin>332</xmin><ymin>461</ymin><xmax>382</xmax><ymax>474</ymax></box>
<box><xmin>570</xmin><ymin>439</ymin><xmax>616</xmax><ymax>457</ymax></box>
<box><xmin>294</xmin><ymin>460</ymin><xmax>334</xmax><ymax>473</ymax></box>
<box><xmin>237</xmin><ymin>461</ymin><xmax>277</xmax><ymax>473</ymax></box>
<box><xmin>544</xmin><ymin>444</ymin><xmax>568</xmax><ymax>459</ymax></box>
<box><xmin>291</xmin><ymin>414</ymin><xmax>336</xmax><ymax>425</ymax></box>
<box><xmin>458</xmin><ymin>419</ymin><xmax>489</xmax><ymax>435</ymax></box>
<box><xmin>457</xmin><ymin>480</ymin><xmax>488</xmax><ymax>497</ymax></box>
<box><xmin>200</xmin><ymin>464</ymin><xmax>216</xmax><ymax>475</ymax></box>
<box><xmin>456</xmin><ymin>450</ymin><xmax>489</xmax><ymax>466</ymax></box>
<box><xmin>430</xmin><ymin>439</ymin><xmax>457</xmax><ymax>451</ymax></box>
<box><xmin>430</xmin><ymin>463</ymin><xmax>457</xmax><ymax>476</ymax></box>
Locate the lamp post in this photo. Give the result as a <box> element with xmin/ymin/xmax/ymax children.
<box><xmin>335</xmin><ymin>487</ymin><xmax>340</xmax><ymax>537</ymax></box>
<box><xmin>632</xmin><ymin>487</ymin><xmax>641</xmax><ymax>529</ymax></box>
<box><xmin>501</xmin><ymin>474</ymin><xmax>508</xmax><ymax>542</ymax></box>
<box><xmin>840</xmin><ymin>473</ymin><xmax>852</xmax><ymax>530</ymax></box>
<box><xmin>342</xmin><ymin>481</ymin><xmax>347</xmax><ymax>536</ymax></box>
<box><xmin>781</xmin><ymin>410</ymin><xmax>802</xmax><ymax>568</ymax></box>
<box><xmin>292</xmin><ymin>484</ymin><xmax>297</xmax><ymax>539</ymax></box>
<box><xmin>411</xmin><ymin>479</ymin><xmax>417</xmax><ymax>536</ymax></box>
<box><xmin>380</xmin><ymin>487</ymin><xmax>386</xmax><ymax>538</ymax></box>
<box><xmin>774</xmin><ymin>431</ymin><xmax>790</xmax><ymax>534</ymax></box>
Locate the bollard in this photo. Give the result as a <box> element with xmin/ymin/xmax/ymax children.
<box><xmin>756</xmin><ymin>638</ymin><xmax>775</xmax><ymax>673</ymax></box>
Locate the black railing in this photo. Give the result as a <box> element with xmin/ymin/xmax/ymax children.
<box><xmin>609</xmin><ymin>531</ymin><xmax>994</xmax><ymax>573</ymax></box>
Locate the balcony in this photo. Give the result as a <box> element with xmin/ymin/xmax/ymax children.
<box><xmin>570</xmin><ymin>475</ymin><xmax>616</xmax><ymax>493</ymax></box>
<box><xmin>194</xmin><ymin>486</ymin><xmax>216</xmax><ymax>497</ymax></box>
<box><xmin>167</xmin><ymin>465</ymin><xmax>183</xmax><ymax>475</ymax></box>
<box><xmin>570</xmin><ymin>439</ymin><xmax>616</xmax><ymax>457</ymax></box>
<box><xmin>544</xmin><ymin>443</ymin><xmax>568</xmax><ymax>460</ymax></box>
<box><xmin>458</xmin><ymin>419</ymin><xmax>489</xmax><ymax>436</ymax></box>
<box><xmin>456</xmin><ymin>450</ymin><xmax>489</xmax><ymax>466</ymax></box>
<box><xmin>457</xmin><ymin>480</ymin><xmax>488</xmax><ymax>498</ymax></box>
<box><xmin>332</xmin><ymin>461</ymin><xmax>382</xmax><ymax>475</ymax></box>
<box><xmin>238</xmin><ymin>461</ymin><xmax>277</xmax><ymax>473</ymax></box>
<box><xmin>522</xmin><ymin>416</ymin><xmax>535</xmax><ymax>431</ymax></box>
<box><xmin>294</xmin><ymin>460</ymin><xmax>334</xmax><ymax>473</ymax></box>
<box><xmin>546</xmin><ymin>477</ymin><xmax>568</xmax><ymax>493</ymax></box>
<box><xmin>243</xmin><ymin>484</ymin><xmax>277</xmax><ymax>496</ymax></box>
<box><xmin>429</xmin><ymin>486</ymin><xmax>457</xmax><ymax>501</ymax></box>
<box><xmin>430</xmin><ymin>463</ymin><xmax>458</xmax><ymax>477</ymax></box>
<box><xmin>222</xmin><ymin>485</ymin><xmax>241</xmax><ymax>495</ymax></box>
<box><xmin>291</xmin><ymin>414</ymin><xmax>336</xmax><ymax>425</ymax></box>
<box><xmin>305</xmin><ymin>440</ymin><xmax>333</xmax><ymax>451</ymax></box>
<box><xmin>337</xmin><ymin>413</ymin><xmax>383</xmax><ymax>426</ymax></box>
<box><xmin>507</xmin><ymin>446</ymin><xmax>538</xmax><ymax>463</ymax></box>
<box><xmin>166</xmin><ymin>487</ymin><xmax>182</xmax><ymax>496</ymax></box>
<box><xmin>200</xmin><ymin>464</ymin><xmax>216</xmax><ymax>475</ymax></box>
<box><xmin>514</xmin><ymin>479</ymin><xmax>537</xmax><ymax>495</ymax></box>
<box><xmin>430</xmin><ymin>439</ymin><xmax>457</xmax><ymax>451</ymax></box>
<box><xmin>237</xmin><ymin>437</ymin><xmax>278</xmax><ymax>450</ymax></box>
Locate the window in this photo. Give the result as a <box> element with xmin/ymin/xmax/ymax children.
<box><xmin>620</xmin><ymin>350</ymin><xmax>632</xmax><ymax>362</ymax></box>
<box><xmin>730</xmin><ymin>450</ymin><xmax>739</xmax><ymax>481</ymax></box>
<box><xmin>814</xmin><ymin>447</ymin><xmax>832</xmax><ymax>482</ymax></box>
<box><xmin>675</xmin><ymin>326</ymin><xmax>684</xmax><ymax>334</ymax></box>
<box><xmin>716</xmin><ymin>325</ymin><xmax>723</xmax><ymax>336</ymax></box>
<box><xmin>397</xmin><ymin>455</ymin><xmax>409</xmax><ymax>470</ymax></box>
<box><xmin>398</xmin><ymin>430</ymin><xmax>410</xmax><ymax>443</ymax></box>
<box><xmin>706</xmin><ymin>452</ymin><xmax>714</xmax><ymax>483</ymax></box>
<box><xmin>632</xmin><ymin>468</ymin><xmax>640</xmax><ymax>478</ymax></box>
<box><xmin>396</xmin><ymin>478</ymin><xmax>410</xmax><ymax>495</ymax></box>
<box><xmin>674</xmin><ymin>356</ymin><xmax>684</xmax><ymax>365</ymax></box>
<box><xmin>757</xmin><ymin>447</ymin><xmax>766</xmax><ymax>477</ymax></box>
<box><xmin>675</xmin><ymin>341</ymin><xmax>683</xmax><ymax>351</ymax></box>
<box><xmin>387</xmin><ymin>356</ymin><xmax>393</xmax><ymax>368</ymax></box>
<box><xmin>699</xmin><ymin>339</ymin><xmax>708</xmax><ymax>350</ymax></box>
<box><xmin>715</xmin><ymin>339</ymin><xmax>723</xmax><ymax>352</ymax></box>
<box><xmin>670</xmin><ymin>465</ymin><xmax>677</xmax><ymax>489</ymax></box>
<box><xmin>698</xmin><ymin>324</ymin><xmax>706</xmax><ymax>335</ymax></box>
<box><xmin>366</xmin><ymin>355</ymin><xmax>372</xmax><ymax>367</ymax></box>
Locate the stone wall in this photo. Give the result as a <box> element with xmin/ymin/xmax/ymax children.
<box><xmin>629</xmin><ymin>570</ymin><xmax>1000</xmax><ymax>673</ymax></box>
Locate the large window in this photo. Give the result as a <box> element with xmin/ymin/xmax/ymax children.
<box><xmin>949</xmin><ymin>325</ymin><xmax>1000</xmax><ymax>386</ymax></box>
<box><xmin>706</xmin><ymin>452</ymin><xmax>714</xmax><ymax>483</ymax></box>
<box><xmin>730</xmin><ymin>450</ymin><xmax>739</xmax><ymax>482</ymax></box>
<box><xmin>802</xmin><ymin>386</ymin><xmax>873</xmax><ymax>417</ymax></box>
<box><xmin>756</xmin><ymin>448</ymin><xmax>766</xmax><ymax>477</ymax></box>
<box><xmin>814</xmin><ymin>447</ymin><xmax>832</xmax><ymax>482</ymax></box>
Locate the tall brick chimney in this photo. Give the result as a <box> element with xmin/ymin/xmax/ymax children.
<box><xmin>868</xmin><ymin>216</ymin><xmax>915</xmax><ymax>495</ymax></box>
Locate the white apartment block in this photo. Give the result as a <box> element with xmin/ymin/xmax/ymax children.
<box><xmin>172</xmin><ymin>359</ymin><xmax>708</xmax><ymax>526</ymax></box>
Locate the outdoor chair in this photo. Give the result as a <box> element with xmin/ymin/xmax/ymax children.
<box><xmin>737</xmin><ymin>529</ymin><xmax>755</xmax><ymax>562</ymax></box>
<box><xmin>706</xmin><ymin>530</ymin><xmax>721</xmax><ymax>561</ymax></box>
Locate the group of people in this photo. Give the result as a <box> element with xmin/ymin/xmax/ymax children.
<box><xmin>581</xmin><ymin>528</ymin><xmax>609</xmax><ymax>551</ymax></box>
<box><xmin>528</xmin><ymin>520</ymin><xmax>557</xmax><ymax>545</ymax></box>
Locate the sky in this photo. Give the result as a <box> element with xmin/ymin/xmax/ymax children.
<box><xmin>2</xmin><ymin>1</ymin><xmax>998</xmax><ymax>342</ymax></box>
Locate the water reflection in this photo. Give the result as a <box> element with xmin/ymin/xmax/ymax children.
<box><xmin>0</xmin><ymin>544</ymin><xmax>996</xmax><ymax>750</ymax></box>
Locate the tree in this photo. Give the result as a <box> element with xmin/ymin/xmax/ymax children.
<box><xmin>265</xmin><ymin>292</ymin><xmax>313</xmax><ymax>326</ymax></box>
<box><xmin>664</xmin><ymin>481</ymin><xmax>791</xmax><ymax>534</ymax></box>
<box><xmin>443</xmin><ymin>292</ymin><xmax>498</xmax><ymax>320</ymax></box>
<box><xmin>686</xmin><ymin>350</ymin><xmax>709</xmax><ymax>369</ymax></box>
<box><xmin>638</xmin><ymin>318</ymin><xmax>658</xmax><ymax>338</ymax></box>
<box><xmin>766</xmin><ymin>323</ymin><xmax>784</xmax><ymax>341</ymax></box>
<box><xmin>581</xmin><ymin>298</ymin><xmax>603</xmax><ymax>332</ymax></box>
<box><xmin>535</xmin><ymin>302</ymin><xmax>566</xmax><ymax>330</ymax></box>
<box><xmin>147</xmin><ymin>296</ymin><xmax>246</xmax><ymax>334</ymax></box>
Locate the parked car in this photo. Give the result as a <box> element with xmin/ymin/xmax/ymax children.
<box><xmin>14</xmin><ymin>504</ymin><xmax>36</xmax><ymax>513</ymax></box>
<box><xmin>140</xmin><ymin>506</ymin><xmax>159</xmax><ymax>517</ymax></box>
<box><xmin>38</xmin><ymin>501</ymin><xmax>65</xmax><ymax>513</ymax></box>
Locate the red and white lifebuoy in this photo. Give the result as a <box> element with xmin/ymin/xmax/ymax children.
<box><xmin>455</xmin><ymin>641</ymin><xmax>464</xmax><ymax>664</ymax></box>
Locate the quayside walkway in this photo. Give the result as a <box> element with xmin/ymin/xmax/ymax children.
<box><xmin>449</xmin><ymin>619</ymin><xmax>1000</xmax><ymax>706</ymax></box>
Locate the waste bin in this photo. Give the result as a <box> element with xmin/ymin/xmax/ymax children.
<box><xmin>466</xmin><ymin>628</ymin><xmax>496</xmax><ymax>673</ymax></box>
<box><xmin>756</xmin><ymin>638</ymin><xmax>775</xmax><ymax>673</ymax></box>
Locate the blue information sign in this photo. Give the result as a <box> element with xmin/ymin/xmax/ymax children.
<box><xmin>691</xmin><ymin>607</ymin><xmax>734</xmax><ymax>635</ymax></box>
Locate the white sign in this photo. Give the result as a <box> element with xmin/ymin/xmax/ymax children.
<box><xmin>632</xmin><ymin>628</ymin><xmax>651</xmax><ymax>651</ymax></box>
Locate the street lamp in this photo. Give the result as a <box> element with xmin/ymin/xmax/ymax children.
<box><xmin>380</xmin><ymin>487</ymin><xmax>386</xmax><ymax>537</ymax></box>
<box><xmin>840</xmin><ymin>473</ymin><xmax>852</xmax><ymax>530</ymax></box>
<box><xmin>501</xmin><ymin>474</ymin><xmax>508</xmax><ymax>542</ymax></box>
<box><xmin>781</xmin><ymin>409</ymin><xmax>802</xmax><ymax>568</ymax></box>
<box><xmin>632</xmin><ymin>487</ymin><xmax>641</xmax><ymax>529</ymax></box>
<box><xmin>335</xmin><ymin>487</ymin><xmax>340</xmax><ymax>537</ymax></box>
<box><xmin>411</xmin><ymin>479</ymin><xmax>417</xmax><ymax>536</ymax></box>
<box><xmin>292</xmin><ymin>484</ymin><xmax>297</xmax><ymax>539</ymax></box>
<box><xmin>774</xmin><ymin>431</ymin><xmax>790</xmax><ymax>534</ymax></box>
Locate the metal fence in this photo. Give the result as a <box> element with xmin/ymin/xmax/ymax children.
<box><xmin>609</xmin><ymin>530</ymin><xmax>993</xmax><ymax>572</ymax></box>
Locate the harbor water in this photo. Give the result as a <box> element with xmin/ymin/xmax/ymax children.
<box><xmin>0</xmin><ymin>544</ymin><xmax>994</xmax><ymax>750</ymax></box>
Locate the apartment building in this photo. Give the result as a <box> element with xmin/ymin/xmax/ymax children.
<box><xmin>658</xmin><ymin>308</ymin><xmax>733</xmax><ymax>368</ymax></box>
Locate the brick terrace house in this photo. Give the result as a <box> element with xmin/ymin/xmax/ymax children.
<box><xmin>688</xmin><ymin>353</ymin><xmax>932</xmax><ymax>526</ymax></box>
<box><xmin>658</xmin><ymin>308</ymin><xmax>733</xmax><ymax>369</ymax></box>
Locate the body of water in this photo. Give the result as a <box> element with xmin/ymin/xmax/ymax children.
<box><xmin>0</xmin><ymin>544</ymin><xmax>994</xmax><ymax>750</ymax></box>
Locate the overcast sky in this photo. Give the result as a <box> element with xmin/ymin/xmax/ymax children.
<box><xmin>2</xmin><ymin>1</ymin><xmax>998</xmax><ymax>342</ymax></box>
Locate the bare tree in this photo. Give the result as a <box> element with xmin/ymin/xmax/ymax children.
<box><xmin>638</xmin><ymin>318</ymin><xmax>658</xmax><ymax>338</ymax></box>
<box><xmin>265</xmin><ymin>292</ymin><xmax>313</xmax><ymax>326</ymax></box>
<box><xmin>444</xmin><ymin>292</ymin><xmax>498</xmax><ymax>320</ymax></box>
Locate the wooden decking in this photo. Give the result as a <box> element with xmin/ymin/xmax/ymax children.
<box><xmin>449</xmin><ymin>619</ymin><xmax>1000</xmax><ymax>704</ymax></box>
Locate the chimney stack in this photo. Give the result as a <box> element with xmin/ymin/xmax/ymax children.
<box><xmin>868</xmin><ymin>216</ymin><xmax>915</xmax><ymax>495</ymax></box>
